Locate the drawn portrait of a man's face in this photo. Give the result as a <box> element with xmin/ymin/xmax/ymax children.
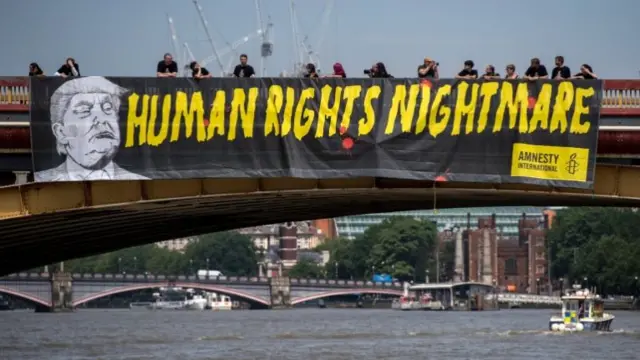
<box><xmin>54</xmin><ymin>92</ymin><xmax>121</xmax><ymax>169</ymax></box>
<box><xmin>49</xmin><ymin>76</ymin><xmax>127</xmax><ymax>171</ymax></box>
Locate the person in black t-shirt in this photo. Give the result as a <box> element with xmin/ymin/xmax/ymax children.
<box><xmin>304</xmin><ymin>63</ymin><xmax>319</xmax><ymax>78</ymax></box>
<box><xmin>417</xmin><ymin>57</ymin><xmax>439</xmax><ymax>79</ymax></box>
<box><xmin>551</xmin><ymin>56</ymin><xmax>571</xmax><ymax>80</ymax></box>
<box><xmin>55</xmin><ymin>58</ymin><xmax>80</xmax><ymax>78</ymax></box>
<box><xmin>28</xmin><ymin>62</ymin><xmax>44</xmax><ymax>76</ymax></box>
<box><xmin>482</xmin><ymin>65</ymin><xmax>500</xmax><ymax>80</ymax></box>
<box><xmin>233</xmin><ymin>54</ymin><xmax>256</xmax><ymax>78</ymax></box>
<box><xmin>573</xmin><ymin>64</ymin><xmax>598</xmax><ymax>79</ymax></box>
<box><xmin>157</xmin><ymin>53</ymin><xmax>178</xmax><ymax>78</ymax></box>
<box><xmin>524</xmin><ymin>58</ymin><xmax>549</xmax><ymax>80</ymax></box>
<box><xmin>456</xmin><ymin>60</ymin><xmax>478</xmax><ymax>79</ymax></box>
<box><xmin>189</xmin><ymin>61</ymin><xmax>212</xmax><ymax>79</ymax></box>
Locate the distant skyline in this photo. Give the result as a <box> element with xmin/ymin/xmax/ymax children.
<box><xmin>1</xmin><ymin>0</ymin><xmax>639</xmax><ymax>78</ymax></box>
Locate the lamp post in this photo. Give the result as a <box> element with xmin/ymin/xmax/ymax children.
<box><xmin>206</xmin><ymin>258</ymin><xmax>210</xmax><ymax>279</ymax></box>
<box><xmin>559</xmin><ymin>277</ymin><xmax>564</xmax><ymax>295</ymax></box>
<box><xmin>118</xmin><ymin>257</ymin><xmax>122</xmax><ymax>274</ymax></box>
<box><xmin>133</xmin><ymin>256</ymin><xmax>137</xmax><ymax>275</ymax></box>
<box><xmin>190</xmin><ymin>259</ymin><xmax>194</xmax><ymax>276</ymax></box>
<box><xmin>334</xmin><ymin>261</ymin><xmax>339</xmax><ymax>279</ymax></box>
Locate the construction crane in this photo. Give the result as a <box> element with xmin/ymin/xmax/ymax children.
<box><xmin>255</xmin><ymin>0</ymin><xmax>274</xmax><ymax>76</ymax></box>
<box><xmin>192</xmin><ymin>0</ymin><xmax>225</xmax><ymax>76</ymax></box>
<box><xmin>287</xmin><ymin>0</ymin><xmax>334</xmax><ymax>76</ymax></box>
<box><xmin>197</xmin><ymin>29</ymin><xmax>265</xmax><ymax>75</ymax></box>
<box><xmin>166</xmin><ymin>14</ymin><xmax>184</xmax><ymax>75</ymax></box>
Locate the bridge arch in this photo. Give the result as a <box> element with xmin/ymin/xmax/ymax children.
<box><xmin>292</xmin><ymin>289</ymin><xmax>403</xmax><ymax>305</ymax></box>
<box><xmin>0</xmin><ymin>286</ymin><xmax>50</xmax><ymax>307</ymax></box>
<box><xmin>72</xmin><ymin>282</ymin><xmax>270</xmax><ymax>307</ymax></box>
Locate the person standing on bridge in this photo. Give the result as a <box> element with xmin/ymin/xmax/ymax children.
<box><xmin>34</xmin><ymin>76</ymin><xmax>149</xmax><ymax>181</ymax></box>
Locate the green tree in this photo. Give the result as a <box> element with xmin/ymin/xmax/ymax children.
<box><xmin>366</xmin><ymin>216</ymin><xmax>437</xmax><ymax>282</ymax></box>
<box><xmin>289</xmin><ymin>258</ymin><xmax>323</xmax><ymax>278</ymax></box>
<box><xmin>547</xmin><ymin>207</ymin><xmax>640</xmax><ymax>295</ymax></box>
<box><xmin>184</xmin><ymin>231</ymin><xmax>259</xmax><ymax>276</ymax></box>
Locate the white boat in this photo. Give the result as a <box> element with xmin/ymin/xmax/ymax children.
<box><xmin>184</xmin><ymin>294</ymin><xmax>209</xmax><ymax>310</ymax></box>
<box><xmin>208</xmin><ymin>292</ymin><xmax>232</xmax><ymax>311</ymax></box>
<box><xmin>549</xmin><ymin>285</ymin><xmax>614</xmax><ymax>332</ymax></box>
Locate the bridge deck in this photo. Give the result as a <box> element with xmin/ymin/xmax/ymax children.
<box><xmin>0</xmin><ymin>163</ymin><xmax>639</xmax><ymax>275</ymax></box>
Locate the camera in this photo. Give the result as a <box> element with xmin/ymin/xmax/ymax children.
<box><xmin>363</xmin><ymin>69</ymin><xmax>372</xmax><ymax>75</ymax></box>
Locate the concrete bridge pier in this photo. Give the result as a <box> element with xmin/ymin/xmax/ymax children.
<box><xmin>50</xmin><ymin>272</ymin><xmax>73</xmax><ymax>312</ymax></box>
<box><xmin>269</xmin><ymin>277</ymin><xmax>291</xmax><ymax>309</ymax></box>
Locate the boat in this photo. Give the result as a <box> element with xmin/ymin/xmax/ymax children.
<box><xmin>392</xmin><ymin>282</ymin><xmax>425</xmax><ymax>310</ymax></box>
<box><xmin>549</xmin><ymin>285</ymin><xmax>614</xmax><ymax>332</ymax></box>
<box><xmin>208</xmin><ymin>292</ymin><xmax>232</xmax><ymax>311</ymax></box>
<box><xmin>408</xmin><ymin>281</ymin><xmax>500</xmax><ymax>311</ymax></box>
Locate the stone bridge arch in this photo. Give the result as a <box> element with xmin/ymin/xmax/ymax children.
<box><xmin>0</xmin><ymin>285</ymin><xmax>50</xmax><ymax>307</ymax></box>
<box><xmin>291</xmin><ymin>288</ymin><xmax>403</xmax><ymax>305</ymax></box>
<box><xmin>72</xmin><ymin>282</ymin><xmax>270</xmax><ymax>307</ymax></box>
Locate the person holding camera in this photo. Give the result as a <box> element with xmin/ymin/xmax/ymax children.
<box><xmin>364</xmin><ymin>62</ymin><xmax>392</xmax><ymax>78</ymax></box>
<box><xmin>455</xmin><ymin>60</ymin><xmax>478</xmax><ymax>79</ymax></box>
<box><xmin>417</xmin><ymin>57</ymin><xmax>439</xmax><ymax>79</ymax></box>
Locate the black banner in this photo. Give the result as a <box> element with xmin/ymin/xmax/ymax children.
<box><xmin>29</xmin><ymin>77</ymin><xmax>601</xmax><ymax>188</ymax></box>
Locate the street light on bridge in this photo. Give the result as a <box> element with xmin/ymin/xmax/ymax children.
<box><xmin>206</xmin><ymin>258</ymin><xmax>210</xmax><ymax>279</ymax></box>
<box><xmin>133</xmin><ymin>257</ymin><xmax>137</xmax><ymax>275</ymax></box>
<box><xmin>118</xmin><ymin>257</ymin><xmax>122</xmax><ymax>274</ymax></box>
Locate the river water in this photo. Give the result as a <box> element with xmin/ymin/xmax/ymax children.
<box><xmin>1</xmin><ymin>309</ymin><xmax>639</xmax><ymax>360</ymax></box>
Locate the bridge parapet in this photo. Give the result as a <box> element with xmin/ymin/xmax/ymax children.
<box><xmin>2</xmin><ymin>272</ymin><xmax>403</xmax><ymax>289</ymax></box>
<box><xmin>488</xmin><ymin>293</ymin><xmax>562</xmax><ymax>305</ymax></box>
<box><xmin>1</xmin><ymin>77</ymin><xmax>639</xmax><ymax>115</ymax></box>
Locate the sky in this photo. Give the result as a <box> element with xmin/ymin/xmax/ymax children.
<box><xmin>0</xmin><ymin>0</ymin><xmax>638</xmax><ymax>79</ymax></box>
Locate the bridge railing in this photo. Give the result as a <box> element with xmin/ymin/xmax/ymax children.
<box><xmin>1</xmin><ymin>77</ymin><xmax>639</xmax><ymax>115</ymax></box>
<box><xmin>1</xmin><ymin>272</ymin><xmax>403</xmax><ymax>288</ymax></box>
<box><xmin>486</xmin><ymin>293</ymin><xmax>562</xmax><ymax>304</ymax></box>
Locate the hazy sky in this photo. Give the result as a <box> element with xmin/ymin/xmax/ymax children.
<box><xmin>0</xmin><ymin>0</ymin><xmax>638</xmax><ymax>78</ymax></box>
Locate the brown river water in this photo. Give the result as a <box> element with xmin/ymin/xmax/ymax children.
<box><xmin>1</xmin><ymin>309</ymin><xmax>639</xmax><ymax>360</ymax></box>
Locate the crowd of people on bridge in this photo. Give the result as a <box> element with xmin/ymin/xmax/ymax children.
<box><xmin>29</xmin><ymin>53</ymin><xmax>599</xmax><ymax>80</ymax></box>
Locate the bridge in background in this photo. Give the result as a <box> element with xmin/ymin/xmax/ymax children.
<box><xmin>0</xmin><ymin>272</ymin><xmax>582</xmax><ymax>311</ymax></box>
<box><xmin>1</xmin><ymin>78</ymin><xmax>640</xmax><ymax>275</ymax></box>
<box><xmin>0</xmin><ymin>272</ymin><xmax>405</xmax><ymax>311</ymax></box>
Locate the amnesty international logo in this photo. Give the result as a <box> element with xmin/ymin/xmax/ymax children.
<box><xmin>565</xmin><ymin>153</ymin><xmax>580</xmax><ymax>175</ymax></box>
<box><xmin>510</xmin><ymin>143</ymin><xmax>589</xmax><ymax>182</ymax></box>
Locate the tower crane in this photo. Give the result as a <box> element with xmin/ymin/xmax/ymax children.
<box><xmin>287</xmin><ymin>0</ymin><xmax>334</xmax><ymax>76</ymax></box>
<box><xmin>255</xmin><ymin>0</ymin><xmax>274</xmax><ymax>77</ymax></box>
<box><xmin>198</xmin><ymin>29</ymin><xmax>265</xmax><ymax>75</ymax></box>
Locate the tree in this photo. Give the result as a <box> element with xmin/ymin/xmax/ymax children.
<box><xmin>288</xmin><ymin>258</ymin><xmax>323</xmax><ymax>278</ymax></box>
<box><xmin>184</xmin><ymin>231</ymin><xmax>259</xmax><ymax>276</ymax></box>
<box><xmin>547</xmin><ymin>207</ymin><xmax>640</xmax><ymax>295</ymax></box>
<box><xmin>367</xmin><ymin>217</ymin><xmax>437</xmax><ymax>282</ymax></box>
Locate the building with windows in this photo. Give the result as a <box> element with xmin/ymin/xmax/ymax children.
<box><xmin>334</xmin><ymin>207</ymin><xmax>544</xmax><ymax>239</ymax></box>
<box><xmin>155</xmin><ymin>237</ymin><xmax>198</xmax><ymax>252</ymax></box>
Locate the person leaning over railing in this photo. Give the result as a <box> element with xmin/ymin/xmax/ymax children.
<box><xmin>323</xmin><ymin>62</ymin><xmax>347</xmax><ymax>78</ymax></box>
<box><xmin>573</xmin><ymin>64</ymin><xmax>598</xmax><ymax>79</ymax></box>
<box><xmin>28</xmin><ymin>62</ymin><xmax>45</xmax><ymax>77</ymax></box>
<box><xmin>55</xmin><ymin>57</ymin><xmax>80</xmax><ymax>78</ymax></box>
<box><xmin>504</xmin><ymin>64</ymin><xmax>519</xmax><ymax>79</ymax></box>
<box><xmin>481</xmin><ymin>65</ymin><xmax>501</xmax><ymax>80</ymax></box>
<box><xmin>189</xmin><ymin>61</ymin><xmax>212</xmax><ymax>79</ymax></box>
